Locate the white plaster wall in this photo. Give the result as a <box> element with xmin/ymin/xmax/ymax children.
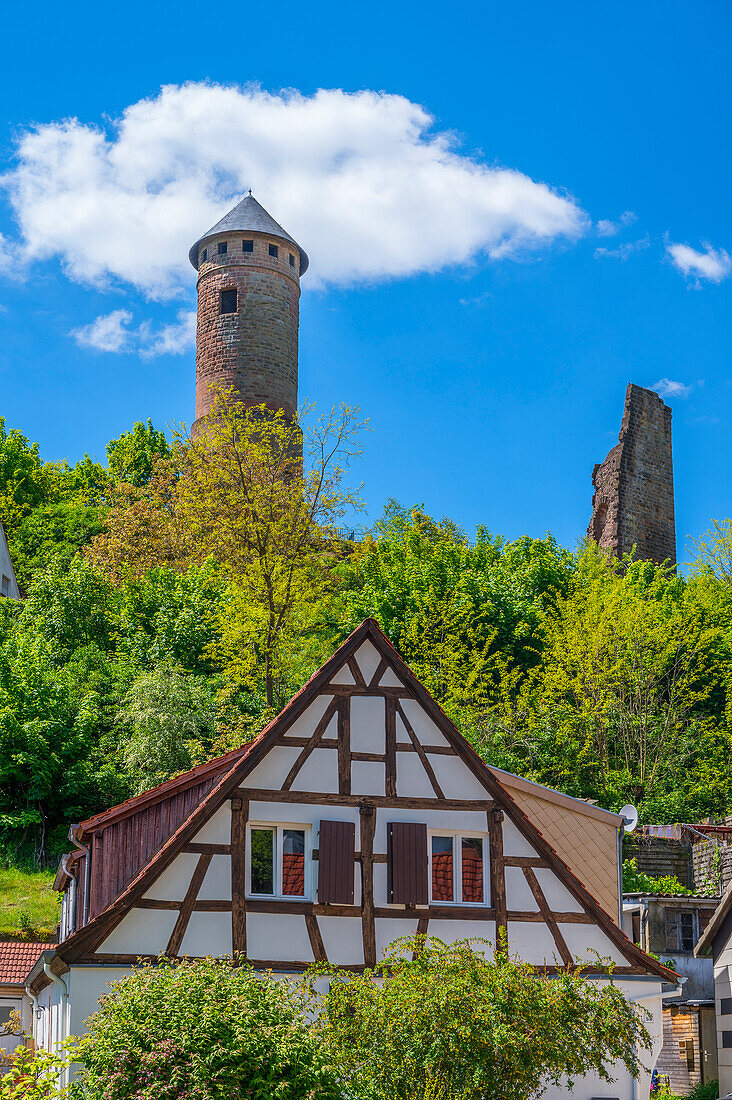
<box><xmin>350</xmin><ymin>696</ymin><xmax>385</xmax><ymax>752</ymax></box>
<box><xmin>194</xmin><ymin>803</ymin><xmax>231</xmax><ymax>844</ymax></box>
<box><xmin>198</xmin><ymin>855</ymin><xmax>232</xmax><ymax>900</ymax></box>
<box><xmin>330</xmin><ymin>664</ymin><xmax>356</xmax><ymax>685</ymax></box>
<box><xmin>351</xmin><ymin>760</ymin><xmax>386</xmax><ymax>795</ymax></box>
<box><xmin>535</xmin><ymin>867</ymin><xmax>584</xmax><ymax>913</ymax></box>
<box><xmin>245</xmin><ymin>745</ymin><xmax>303</xmax><ymax>788</ymax></box>
<box><xmin>247</xmin><ymin>912</ymin><xmax>314</xmax><ymax>962</ymax></box>
<box><xmin>319</xmin><ymin>917</ymin><xmax>363</xmax><ymax>965</ymax></box>
<box><xmin>282</xmin><ymin>695</ymin><xmax>332</xmax><ymax>735</ymax></box>
<box><xmin>508</xmin><ymin>921</ymin><xmax>562</xmax><ymax>965</ymax></box>
<box><xmin>380</xmin><ymin>667</ymin><xmax>403</xmax><ymax>688</ymax></box>
<box><xmin>429</xmin><ymin>754</ymin><xmax>489</xmax><ymax>800</ymax></box>
<box><xmin>353</xmin><ymin>640</ymin><xmax>382</xmax><ymax>684</ymax></box>
<box><xmin>559</xmin><ymin>923</ymin><xmax>627</xmax><ymax>966</ymax></box>
<box><xmin>373</xmin><ymin>807</ymin><xmax>487</xmax><ymax>850</ymax></box>
<box><xmin>179</xmin><ymin>912</ymin><xmax>232</xmax><ymax>957</ymax></box>
<box><xmin>99</xmin><ymin>908</ymin><xmax>178</xmax><ymax>955</ymax></box>
<box><xmin>501</xmin><ymin>818</ymin><xmax>539</xmax><ymax>858</ymax></box>
<box><xmin>376</xmin><ymin>916</ymin><xmax>422</xmax><ymax>959</ymax></box>
<box><xmin>426</xmin><ymin>919</ymin><xmax>497</xmax><ymax>949</ymax></box>
<box><xmin>143</xmin><ymin>853</ymin><xmax>198</xmax><ymax>900</ymax></box>
<box><xmin>291</xmin><ymin>743</ymin><xmax>339</xmax><ymax>793</ymax></box>
<box><xmin>67</xmin><ymin>965</ymin><xmax>133</xmax><ymax>1037</ymax></box>
<box><xmin>505</xmin><ymin>866</ymin><xmax>540</xmax><ymax>911</ymax></box>
<box><xmin>395</xmin><ymin>752</ymin><xmax>435</xmax><ymax>799</ymax></box>
<box><xmin>251</xmin><ymin>801</ymin><xmax>360</xmax><ymax>829</ymax></box>
<box><xmin>399</xmin><ymin>699</ymin><xmax>451</xmax><ymax>747</ymax></box>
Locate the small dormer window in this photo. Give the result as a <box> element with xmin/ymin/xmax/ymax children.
<box><xmin>220</xmin><ymin>289</ymin><xmax>237</xmax><ymax>314</ymax></box>
<box><xmin>242</xmin><ymin>240</ymin><xmax>253</xmax><ymax>253</ymax></box>
<box><xmin>201</xmin><ymin>248</ymin><xmax>207</xmax><ymax>262</ymax></box>
<box><xmin>269</xmin><ymin>243</ymin><xmax>278</xmax><ymax>258</ymax></box>
<box><xmin>218</xmin><ymin>242</ymin><xmax>227</xmax><ymax>256</ymax></box>
<box><xmin>289</xmin><ymin>253</ymin><xmax>295</xmax><ymax>267</ymax></box>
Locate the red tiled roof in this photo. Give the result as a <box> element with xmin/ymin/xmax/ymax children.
<box><xmin>0</xmin><ymin>941</ymin><xmax>52</xmax><ymax>985</ymax></box>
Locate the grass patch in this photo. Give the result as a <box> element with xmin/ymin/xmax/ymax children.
<box><xmin>0</xmin><ymin>866</ymin><xmax>59</xmax><ymax>940</ymax></box>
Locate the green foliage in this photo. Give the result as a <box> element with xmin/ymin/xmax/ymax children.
<box><xmin>310</xmin><ymin>935</ymin><xmax>651</xmax><ymax>1100</ymax></box>
<box><xmin>0</xmin><ymin>1043</ymin><xmax>71</xmax><ymax>1099</ymax></box>
<box><xmin>621</xmin><ymin>858</ymin><xmax>692</xmax><ymax>896</ymax></box>
<box><xmin>0</xmin><ymin>865</ymin><xmax>59</xmax><ymax>939</ymax></box>
<box><xmin>106</xmin><ymin>420</ymin><xmax>171</xmax><ymax>488</ymax></box>
<box><xmin>71</xmin><ymin>956</ymin><xmax>343</xmax><ymax>1100</ymax></box>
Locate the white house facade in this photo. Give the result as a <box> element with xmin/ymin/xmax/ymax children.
<box><xmin>29</xmin><ymin>619</ymin><xmax>676</xmax><ymax>1098</ymax></box>
<box><xmin>0</xmin><ymin>522</ymin><xmax>19</xmax><ymax>600</ymax></box>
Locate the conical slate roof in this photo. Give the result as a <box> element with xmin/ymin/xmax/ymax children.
<box><xmin>189</xmin><ymin>193</ymin><xmax>309</xmax><ymax>274</ymax></box>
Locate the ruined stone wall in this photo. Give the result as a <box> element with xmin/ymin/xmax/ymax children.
<box><xmin>588</xmin><ymin>383</ymin><xmax>676</xmax><ymax>566</ymax></box>
<box><xmin>193</xmin><ymin>231</ymin><xmax>300</xmax><ymax>435</ymax></box>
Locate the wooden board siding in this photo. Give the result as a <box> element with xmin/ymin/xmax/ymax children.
<box><xmin>318</xmin><ymin>820</ymin><xmax>356</xmax><ymax>905</ymax></box>
<box><xmin>90</xmin><ymin>776</ymin><xmax>218</xmax><ymax>918</ymax></box>
<box><xmin>388</xmin><ymin>821</ymin><xmax>428</xmax><ymax>905</ymax></box>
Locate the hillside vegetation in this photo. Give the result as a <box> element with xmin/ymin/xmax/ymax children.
<box><xmin>2</xmin><ymin>397</ymin><xmax>732</xmax><ymax>879</ymax></box>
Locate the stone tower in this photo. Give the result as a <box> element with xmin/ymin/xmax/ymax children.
<box><xmin>189</xmin><ymin>194</ymin><xmax>308</xmax><ymax>435</ymax></box>
<box><xmin>588</xmin><ymin>383</ymin><xmax>676</xmax><ymax>566</ymax></box>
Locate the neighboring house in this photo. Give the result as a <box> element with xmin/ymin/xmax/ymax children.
<box><xmin>0</xmin><ymin>941</ymin><xmax>53</xmax><ymax>1062</ymax></box>
<box><xmin>0</xmin><ymin>524</ymin><xmax>19</xmax><ymax>600</ymax></box>
<box><xmin>29</xmin><ymin>619</ymin><xmax>676</xmax><ymax>1098</ymax></box>
<box><xmin>695</xmin><ymin>879</ymin><xmax>732</xmax><ymax>1097</ymax></box>
<box><xmin>624</xmin><ymin>894</ymin><xmax>718</xmax><ymax>1093</ymax></box>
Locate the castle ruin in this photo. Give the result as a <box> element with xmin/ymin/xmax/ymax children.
<box><xmin>588</xmin><ymin>383</ymin><xmax>676</xmax><ymax>566</ymax></box>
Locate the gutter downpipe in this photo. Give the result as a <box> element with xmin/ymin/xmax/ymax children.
<box><xmin>24</xmin><ymin>981</ymin><xmax>39</xmax><ymax>1049</ymax></box>
<box><xmin>70</xmin><ymin>826</ymin><xmax>91</xmax><ymax>927</ymax></box>
<box><xmin>617</xmin><ymin>826</ymin><xmax>624</xmax><ymax>925</ymax></box>
<box><xmin>43</xmin><ymin>961</ymin><xmax>69</xmax><ymax>1087</ymax></box>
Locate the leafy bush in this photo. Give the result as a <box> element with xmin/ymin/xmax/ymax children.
<box><xmin>310</xmin><ymin>935</ymin><xmax>652</xmax><ymax>1100</ymax></box>
<box><xmin>71</xmin><ymin>956</ymin><xmax>343</xmax><ymax>1100</ymax></box>
<box><xmin>622</xmin><ymin>858</ymin><xmax>692</xmax><ymax>896</ymax></box>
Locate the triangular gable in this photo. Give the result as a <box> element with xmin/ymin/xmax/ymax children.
<box><xmin>57</xmin><ymin>619</ymin><xmax>674</xmax><ymax>981</ymax></box>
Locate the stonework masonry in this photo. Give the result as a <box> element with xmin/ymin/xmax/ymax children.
<box><xmin>588</xmin><ymin>383</ymin><xmax>676</xmax><ymax>566</ymax></box>
<box><xmin>189</xmin><ymin>195</ymin><xmax>308</xmax><ymax>436</ymax></box>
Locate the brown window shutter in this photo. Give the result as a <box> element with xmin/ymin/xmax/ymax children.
<box><xmin>388</xmin><ymin>822</ymin><xmax>428</xmax><ymax>905</ymax></box>
<box><xmin>318</xmin><ymin>819</ymin><xmax>355</xmax><ymax>905</ymax></box>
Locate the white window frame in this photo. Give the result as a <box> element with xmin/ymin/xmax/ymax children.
<box><xmin>428</xmin><ymin>829</ymin><xmax>490</xmax><ymax>907</ymax></box>
<box><xmin>246</xmin><ymin>822</ymin><xmax>312</xmax><ymax>901</ymax></box>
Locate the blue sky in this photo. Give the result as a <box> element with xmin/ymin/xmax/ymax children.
<box><xmin>0</xmin><ymin>0</ymin><xmax>730</xmax><ymax>562</ymax></box>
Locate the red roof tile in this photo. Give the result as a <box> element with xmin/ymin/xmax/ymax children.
<box><xmin>0</xmin><ymin>941</ymin><xmax>52</xmax><ymax>985</ymax></box>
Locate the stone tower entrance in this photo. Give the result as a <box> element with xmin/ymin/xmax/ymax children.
<box><xmin>588</xmin><ymin>383</ymin><xmax>676</xmax><ymax>567</ymax></box>
<box><xmin>189</xmin><ymin>194</ymin><xmax>308</xmax><ymax>435</ymax></box>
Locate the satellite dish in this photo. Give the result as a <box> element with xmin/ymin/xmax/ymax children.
<box><xmin>620</xmin><ymin>804</ymin><xmax>639</xmax><ymax>834</ymax></box>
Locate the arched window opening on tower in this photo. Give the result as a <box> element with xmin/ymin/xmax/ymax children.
<box><xmin>220</xmin><ymin>288</ymin><xmax>237</xmax><ymax>314</ymax></box>
<box><xmin>242</xmin><ymin>240</ymin><xmax>253</xmax><ymax>252</ymax></box>
<box><xmin>269</xmin><ymin>243</ymin><xmax>278</xmax><ymax>258</ymax></box>
<box><xmin>218</xmin><ymin>242</ymin><xmax>227</xmax><ymax>256</ymax></box>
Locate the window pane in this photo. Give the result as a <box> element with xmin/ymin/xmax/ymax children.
<box><xmin>665</xmin><ymin>911</ymin><xmax>681</xmax><ymax>951</ymax></box>
<box><xmin>431</xmin><ymin>836</ymin><xmax>453</xmax><ymax>902</ymax></box>
<box><xmin>282</xmin><ymin>829</ymin><xmax>306</xmax><ymax>896</ymax></box>
<box><xmin>462</xmin><ymin>838</ymin><xmax>483</xmax><ymax>902</ymax></box>
<box><xmin>250</xmin><ymin>829</ymin><xmax>274</xmax><ymax>894</ymax></box>
<box><xmin>220</xmin><ymin>289</ymin><xmax>237</xmax><ymax>314</ymax></box>
<box><xmin>680</xmin><ymin>911</ymin><xmax>694</xmax><ymax>951</ymax></box>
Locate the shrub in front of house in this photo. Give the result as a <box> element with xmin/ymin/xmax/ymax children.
<box><xmin>69</xmin><ymin>956</ymin><xmax>343</xmax><ymax>1100</ymax></box>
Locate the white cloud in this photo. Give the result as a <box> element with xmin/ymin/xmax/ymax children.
<box><xmin>596</xmin><ymin>210</ymin><xmax>636</xmax><ymax>237</ymax></box>
<box><xmin>1</xmin><ymin>83</ymin><xmax>588</xmax><ymax>298</ymax></box>
<box><xmin>139</xmin><ymin>309</ymin><xmax>196</xmax><ymax>357</ymax></box>
<box><xmin>71</xmin><ymin>309</ymin><xmax>133</xmax><ymax>352</ymax></box>
<box><xmin>71</xmin><ymin>307</ymin><xmax>196</xmax><ymax>356</ymax></box>
<box><xmin>652</xmin><ymin>377</ymin><xmax>693</xmax><ymax>399</ymax></box>
<box><xmin>666</xmin><ymin>241</ymin><xmax>731</xmax><ymax>283</ymax></box>
<box><xmin>594</xmin><ymin>236</ymin><xmax>649</xmax><ymax>262</ymax></box>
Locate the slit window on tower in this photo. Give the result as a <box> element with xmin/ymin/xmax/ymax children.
<box><xmin>220</xmin><ymin>288</ymin><xmax>237</xmax><ymax>314</ymax></box>
<box><xmin>201</xmin><ymin>248</ymin><xmax>207</xmax><ymax>262</ymax></box>
<box><xmin>218</xmin><ymin>241</ymin><xmax>227</xmax><ymax>255</ymax></box>
<box><xmin>289</xmin><ymin>253</ymin><xmax>295</xmax><ymax>267</ymax></box>
<box><xmin>242</xmin><ymin>240</ymin><xmax>253</xmax><ymax>252</ymax></box>
<box><xmin>269</xmin><ymin>243</ymin><xmax>278</xmax><ymax>258</ymax></box>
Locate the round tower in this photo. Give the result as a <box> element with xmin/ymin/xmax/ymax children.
<box><xmin>189</xmin><ymin>193</ymin><xmax>308</xmax><ymax>435</ymax></box>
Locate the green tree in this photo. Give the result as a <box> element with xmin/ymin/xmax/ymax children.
<box><xmin>106</xmin><ymin>420</ymin><xmax>171</xmax><ymax>487</ymax></box>
<box><xmin>71</xmin><ymin>957</ymin><xmax>343</xmax><ymax>1100</ymax></box>
<box><xmin>311</xmin><ymin>935</ymin><xmax>651</xmax><ymax>1100</ymax></box>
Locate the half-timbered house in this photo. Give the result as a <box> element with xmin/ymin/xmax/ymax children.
<box><xmin>29</xmin><ymin>619</ymin><xmax>676</xmax><ymax>1097</ymax></box>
